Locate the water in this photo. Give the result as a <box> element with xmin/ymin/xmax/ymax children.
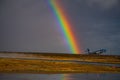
<box><xmin>0</xmin><ymin>73</ymin><xmax>120</xmax><ymax>80</ymax></box>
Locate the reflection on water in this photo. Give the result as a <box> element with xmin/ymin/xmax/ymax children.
<box><xmin>0</xmin><ymin>73</ymin><xmax>120</xmax><ymax>80</ymax></box>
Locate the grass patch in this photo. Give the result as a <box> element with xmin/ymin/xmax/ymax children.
<box><xmin>0</xmin><ymin>58</ymin><xmax>120</xmax><ymax>74</ymax></box>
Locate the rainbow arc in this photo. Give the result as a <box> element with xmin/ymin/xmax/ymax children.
<box><xmin>49</xmin><ymin>0</ymin><xmax>81</xmax><ymax>54</ymax></box>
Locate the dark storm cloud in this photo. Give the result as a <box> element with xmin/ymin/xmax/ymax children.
<box><xmin>60</xmin><ymin>0</ymin><xmax>120</xmax><ymax>54</ymax></box>
<box><xmin>0</xmin><ymin>0</ymin><xmax>120</xmax><ymax>54</ymax></box>
<box><xmin>0</xmin><ymin>0</ymin><xmax>68</xmax><ymax>53</ymax></box>
<box><xmin>86</xmin><ymin>0</ymin><xmax>119</xmax><ymax>9</ymax></box>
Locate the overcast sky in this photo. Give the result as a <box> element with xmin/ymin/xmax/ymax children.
<box><xmin>0</xmin><ymin>0</ymin><xmax>120</xmax><ymax>55</ymax></box>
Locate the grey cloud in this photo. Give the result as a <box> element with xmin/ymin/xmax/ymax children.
<box><xmin>0</xmin><ymin>0</ymin><xmax>68</xmax><ymax>53</ymax></box>
<box><xmin>58</xmin><ymin>0</ymin><xmax>120</xmax><ymax>54</ymax></box>
<box><xmin>0</xmin><ymin>0</ymin><xmax>120</xmax><ymax>54</ymax></box>
<box><xmin>87</xmin><ymin>0</ymin><xmax>119</xmax><ymax>9</ymax></box>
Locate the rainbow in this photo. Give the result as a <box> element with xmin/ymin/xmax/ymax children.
<box><xmin>48</xmin><ymin>0</ymin><xmax>81</xmax><ymax>80</ymax></box>
<box><xmin>48</xmin><ymin>0</ymin><xmax>81</xmax><ymax>54</ymax></box>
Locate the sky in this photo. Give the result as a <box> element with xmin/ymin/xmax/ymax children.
<box><xmin>0</xmin><ymin>0</ymin><xmax>120</xmax><ymax>55</ymax></box>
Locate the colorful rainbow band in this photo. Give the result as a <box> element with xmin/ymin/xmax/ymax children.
<box><xmin>48</xmin><ymin>0</ymin><xmax>81</xmax><ymax>54</ymax></box>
